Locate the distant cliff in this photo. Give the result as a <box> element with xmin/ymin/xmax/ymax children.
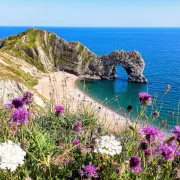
<box><xmin>0</xmin><ymin>28</ymin><xmax>147</xmax><ymax>83</ymax></box>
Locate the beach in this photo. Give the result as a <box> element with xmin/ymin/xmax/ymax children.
<box><xmin>35</xmin><ymin>71</ymin><xmax>128</xmax><ymax>133</ymax></box>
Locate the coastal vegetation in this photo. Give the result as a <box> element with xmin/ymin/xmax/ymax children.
<box><xmin>0</xmin><ymin>88</ymin><xmax>179</xmax><ymax>179</ymax></box>
<box><xmin>0</xmin><ymin>28</ymin><xmax>179</xmax><ymax>179</ymax></box>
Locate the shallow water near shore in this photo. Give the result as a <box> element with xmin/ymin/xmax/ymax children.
<box><xmin>1</xmin><ymin>27</ymin><xmax>180</xmax><ymax>129</ymax></box>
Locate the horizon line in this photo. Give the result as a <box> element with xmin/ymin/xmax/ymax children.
<box><xmin>0</xmin><ymin>26</ymin><xmax>180</xmax><ymax>28</ymax></box>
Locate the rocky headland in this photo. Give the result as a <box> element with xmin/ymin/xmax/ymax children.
<box><xmin>0</xmin><ymin>28</ymin><xmax>147</xmax><ymax>106</ymax></box>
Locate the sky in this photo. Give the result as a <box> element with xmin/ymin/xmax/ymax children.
<box><xmin>0</xmin><ymin>0</ymin><xmax>180</xmax><ymax>27</ymax></box>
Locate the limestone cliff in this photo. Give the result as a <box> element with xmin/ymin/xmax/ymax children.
<box><xmin>0</xmin><ymin>28</ymin><xmax>147</xmax><ymax>83</ymax></box>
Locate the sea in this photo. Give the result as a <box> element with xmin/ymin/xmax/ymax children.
<box><xmin>0</xmin><ymin>27</ymin><xmax>180</xmax><ymax>129</ymax></box>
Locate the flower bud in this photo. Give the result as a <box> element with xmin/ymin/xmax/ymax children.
<box><xmin>153</xmin><ymin>111</ymin><xmax>159</xmax><ymax>117</ymax></box>
<box><xmin>127</xmin><ymin>105</ymin><xmax>133</xmax><ymax>112</ymax></box>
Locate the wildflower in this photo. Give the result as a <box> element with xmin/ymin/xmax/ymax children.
<box><xmin>80</xmin><ymin>162</ymin><xmax>99</xmax><ymax>179</ymax></box>
<box><xmin>73</xmin><ymin>139</ymin><xmax>80</xmax><ymax>146</ymax></box>
<box><xmin>159</xmin><ymin>141</ymin><xmax>178</xmax><ymax>161</ymax></box>
<box><xmin>94</xmin><ymin>135</ymin><xmax>122</xmax><ymax>156</ymax></box>
<box><xmin>144</xmin><ymin>149</ymin><xmax>151</xmax><ymax>156</ymax></box>
<box><xmin>129</xmin><ymin>156</ymin><xmax>142</xmax><ymax>173</ymax></box>
<box><xmin>0</xmin><ymin>140</ymin><xmax>26</xmax><ymax>172</ymax></box>
<box><xmin>139</xmin><ymin>92</ymin><xmax>152</xmax><ymax>106</ymax></box>
<box><xmin>22</xmin><ymin>91</ymin><xmax>33</xmax><ymax>105</ymax></box>
<box><xmin>171</xmin><ymin>126</ymin><xmax>180</xmax><ymax>142</ymax></box>
<box><xmin>12</xmin><ymin>108</ymin><xmax>29</xmax><ymax>125</ymax></box>
<box><xmin>140</xmin><ymin>140</ymin><xmax>148</xmax><ymax>151</ymax></box>
<box><xmin>138</xmin><ymin>125</ymin><xmax>164</xmax><ymax>142</ymax></box>
<box><xmin>12</xmin><ymin>97</ymin><xmax>24</xmax><ymax>108</ymax></box>
<box><xmin>73</xmin><ymin>121</ymin><xmax>82</xmax><ymax>133</ymax></box>
<box><xmin>127</xmin><ymin>105</ymin><xmax>133</xmax><ymax>112</ymax></box>
<box><xmin>153</xmin><ymin>111</ymin><xmax>159</xmax><ymax>118</ymax></box>
<box><xmin>55</xmin><ymin>105</ymin><xmax>64</xmax><ymax>116</ymax></box>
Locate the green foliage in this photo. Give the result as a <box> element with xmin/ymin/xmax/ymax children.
<box><xmin>1</xmin><ymin>28</ymin><xmax>47</xmax><ymax>72</ymax></box>
<box><xmin>0</xmin><ymin>93</ymin><xmax>179</xmax><ymax>180</ymax></box>
<box><xmin>77</xmin><ymin>44</ymin><xmax>85</xmax><ymax>54</ymax></box>
<box><xmin>0</xmin><ymin>54</ymin><xmax>38</xmax><ymax>87</ymax></box>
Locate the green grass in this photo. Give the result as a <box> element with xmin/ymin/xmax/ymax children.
<box><xmin>0</xmin><ymin>87</ymin><xmax>180</xmax><ymax>179</ymax></box>
<box><xmin>1</xmin><ymin>29</ymin><xmax>47</xmax><ymax>73</ymax></box>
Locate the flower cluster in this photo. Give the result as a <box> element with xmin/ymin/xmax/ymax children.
<box><xmin>55</xmin><ymin>105</ymin><xmax>64</xmax><ymax>116</ymax></box>
<box><xmin>139</xmin><ymin>92</ymin><xmax>152</xmax><ymax>106</ymax></box>
<box><xmin>12</xmin><ymin>108</ymin><xmax>29</xmax><ymax>125</ymax></box>
<box><xmin>5</xmin><ymin>91</ymin><xmax>33</xmax><ymax>126</ymax></box>
<box><xmin>73</xmin><ymin>121</ymin><xmax>82</xmax><ymax>133</ymax></box>
<box><xmin>80</xmin><ymin>162</ymin><xmax>99</xmax><ymax>179</ymax></box>
<box><xmin>22</xmin><ymin>91</ymin><xmax>33</xmax><ymax>105</ymax></box>
<box><xmin>159</xmin><ymin>141</ymin><xmax>179</xmax><ymax>161</ymax></box>
<box><xmin>129</xmin><ymin>156</ymin><xmax>142</xmax><ymax>173</ymax></box>
<box><xmin>138</xmin><ymin>125</ymin><xmax>164</xmax><ymax>142</ymax></box>
<box><xmin>94</xmin><ymin>135</ymin><xmax>122</xmax><ymax>156</ymax></box>
<box><xmin>139</xmin><ymin>140</ymin><xmax>151</xmax><ymax>156</ymax></box>
<box><xmin>73</xmin><ymin>139</ymin><xmax>80</xmax><ymax>145</ymax></box>
<box><xmin>0</xmin><ymin>140</ymin><xmax>26</xmax><ymax>172</ymax></box>
<box><xmin>12</xmin><ymin>97</ymin><xmax>24</xmax><ymax>108</ymax></box>
<box><xmin>171</xmin><ymin>126</ymin><xmax>180</xmax><ymax>142</ymax></box>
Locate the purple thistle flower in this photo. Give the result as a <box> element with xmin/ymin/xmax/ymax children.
<box><xmin>74</xmin><ymin>121</ymin><xmax>82</xmax><ymax>127</ymax></box>
<box><xmin>171</xmin><ymin>126</ymin><xmax>180</xmax><ymax>142</ymax></box>
<box><xmin>139</xmin><ymin>92</ymin><xmax>152</xmax><ymax>106</ymax></box>
<box><xmin>144</xmin><ymin>149</ymin><xmax>151</xmax><ymax>156</ymax></box>
<box><xmin>12</xmin><ymin>108</ymin><xmax>29</xmax><ymax>125</ymax></box>
<box><xmin>73</xmin><ymin>139</ymin><xmax>80</xmax><ymax>145</ymax></box>
<box><xmin>12</xmin><ymin>97</ymin><xmax>24</xmax><ymax>108</ymax></box>
<box><xmin>129</xmin><ymin>156</ymin><xmax>142</xmax><ymax>173</ymax></box>
<box><xmin>73</xmin><ymin>121</ymin><xmax>82</xmax><ymax>133</ymax></box>
<box><xmin>55</xmin><ymin>105</ymin><xmax>64</xmax><ymax>116</ymax></box>
<box><xmin>138</xmin><ymin>125</ymin><xmax>164</xmax><ymax>142</ymax></box>
<box><xmin>80</xmin><ymin>162</ymin><xmax>99</xmax><ymax>179</ymax></box>
<box><xmin>22</xmin><ymin>91</ymin><xmax>33</xmax><ymax>105</ymax></box>
<box><xmin>159</xmin><ymin>141</ymin><xmax>178</xmax><ymax>161</ymax></box>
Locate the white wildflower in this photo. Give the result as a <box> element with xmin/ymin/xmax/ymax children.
<box><xmin>0</xmin><ymin>140</ymin><xmax>26</xmax><ymax>172</ymax></box>
<box><xmin>94</xmin><ymin>135</ymin><xmax>122</xmax><ymax>156</ymax></box>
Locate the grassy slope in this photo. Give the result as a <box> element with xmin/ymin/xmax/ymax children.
<box><xmin>1</xmin><ymin>28</ymin><xmax>47</xmax><ymax>72</ymax></box>
<box><xmin>0</xmin><ymin>52</ymin><xmax>38</xmax><ymax>87</ymax></box>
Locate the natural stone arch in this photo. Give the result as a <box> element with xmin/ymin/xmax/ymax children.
<box><xmin>0</xmin><ymin>28</ymin><xmax>147</xmax><ymax>83</ymax></box>
<box><xmin>98</xmin><ymin>50</ymin><xmax>147</xmax><ymax>83</ymax></box>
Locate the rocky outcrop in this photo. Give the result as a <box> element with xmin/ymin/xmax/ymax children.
<box><xmin>0</xmin><ymin>79</ymin><xmax>45</xmax><ymax>107</ymax></box>
<box><xmin>0</xmin><ymin>28</ymin><xmax>147</xmax><ymax>83</ymax></box>
<box><xmin>99</xmin><ymin>50</ymin><xmax>147</xmax><ymax>83</ymax></box>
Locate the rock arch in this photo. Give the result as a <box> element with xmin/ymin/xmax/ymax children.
<box><xmin>98</xmin><ymin>50</ymin><xmax>147</xmax><ymax>83</ymax></box>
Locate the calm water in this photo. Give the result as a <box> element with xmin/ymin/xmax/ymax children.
<box><xmin>0</xmin><ymin>27</ymin><xmax>180</xmax><ymax>128</ymax></box>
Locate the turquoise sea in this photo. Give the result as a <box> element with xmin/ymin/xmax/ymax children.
<box><xmin>0</xmin><ymin>27</ymin><xmax>180</xmax><ymax>129</ymax></box>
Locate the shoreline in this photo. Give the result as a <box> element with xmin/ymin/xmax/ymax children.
<box><xmin>35</xmin><ymin>71</ymin><xmax>129</xmax><ymax>133</ymax></box>
<box><xmin>75</xmin><ymin>77</ymin><xmax>131</xmax><ymax>122</ymax></box>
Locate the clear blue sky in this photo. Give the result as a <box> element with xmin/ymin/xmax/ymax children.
<box><xmin>0</xmin><ymin>0</ymin><xmax>180</xmax><ymax>27</ymax></box>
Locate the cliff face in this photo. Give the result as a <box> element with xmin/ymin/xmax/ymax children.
<box><xmin>0</xmin><ymin>28</ymin><xmax>147</xmax><ymax>83</ymax></box>
<box><xmin>0</xmin><ymin>39</ymin><xmax>4</xmax><ymax>48</ymax></box>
